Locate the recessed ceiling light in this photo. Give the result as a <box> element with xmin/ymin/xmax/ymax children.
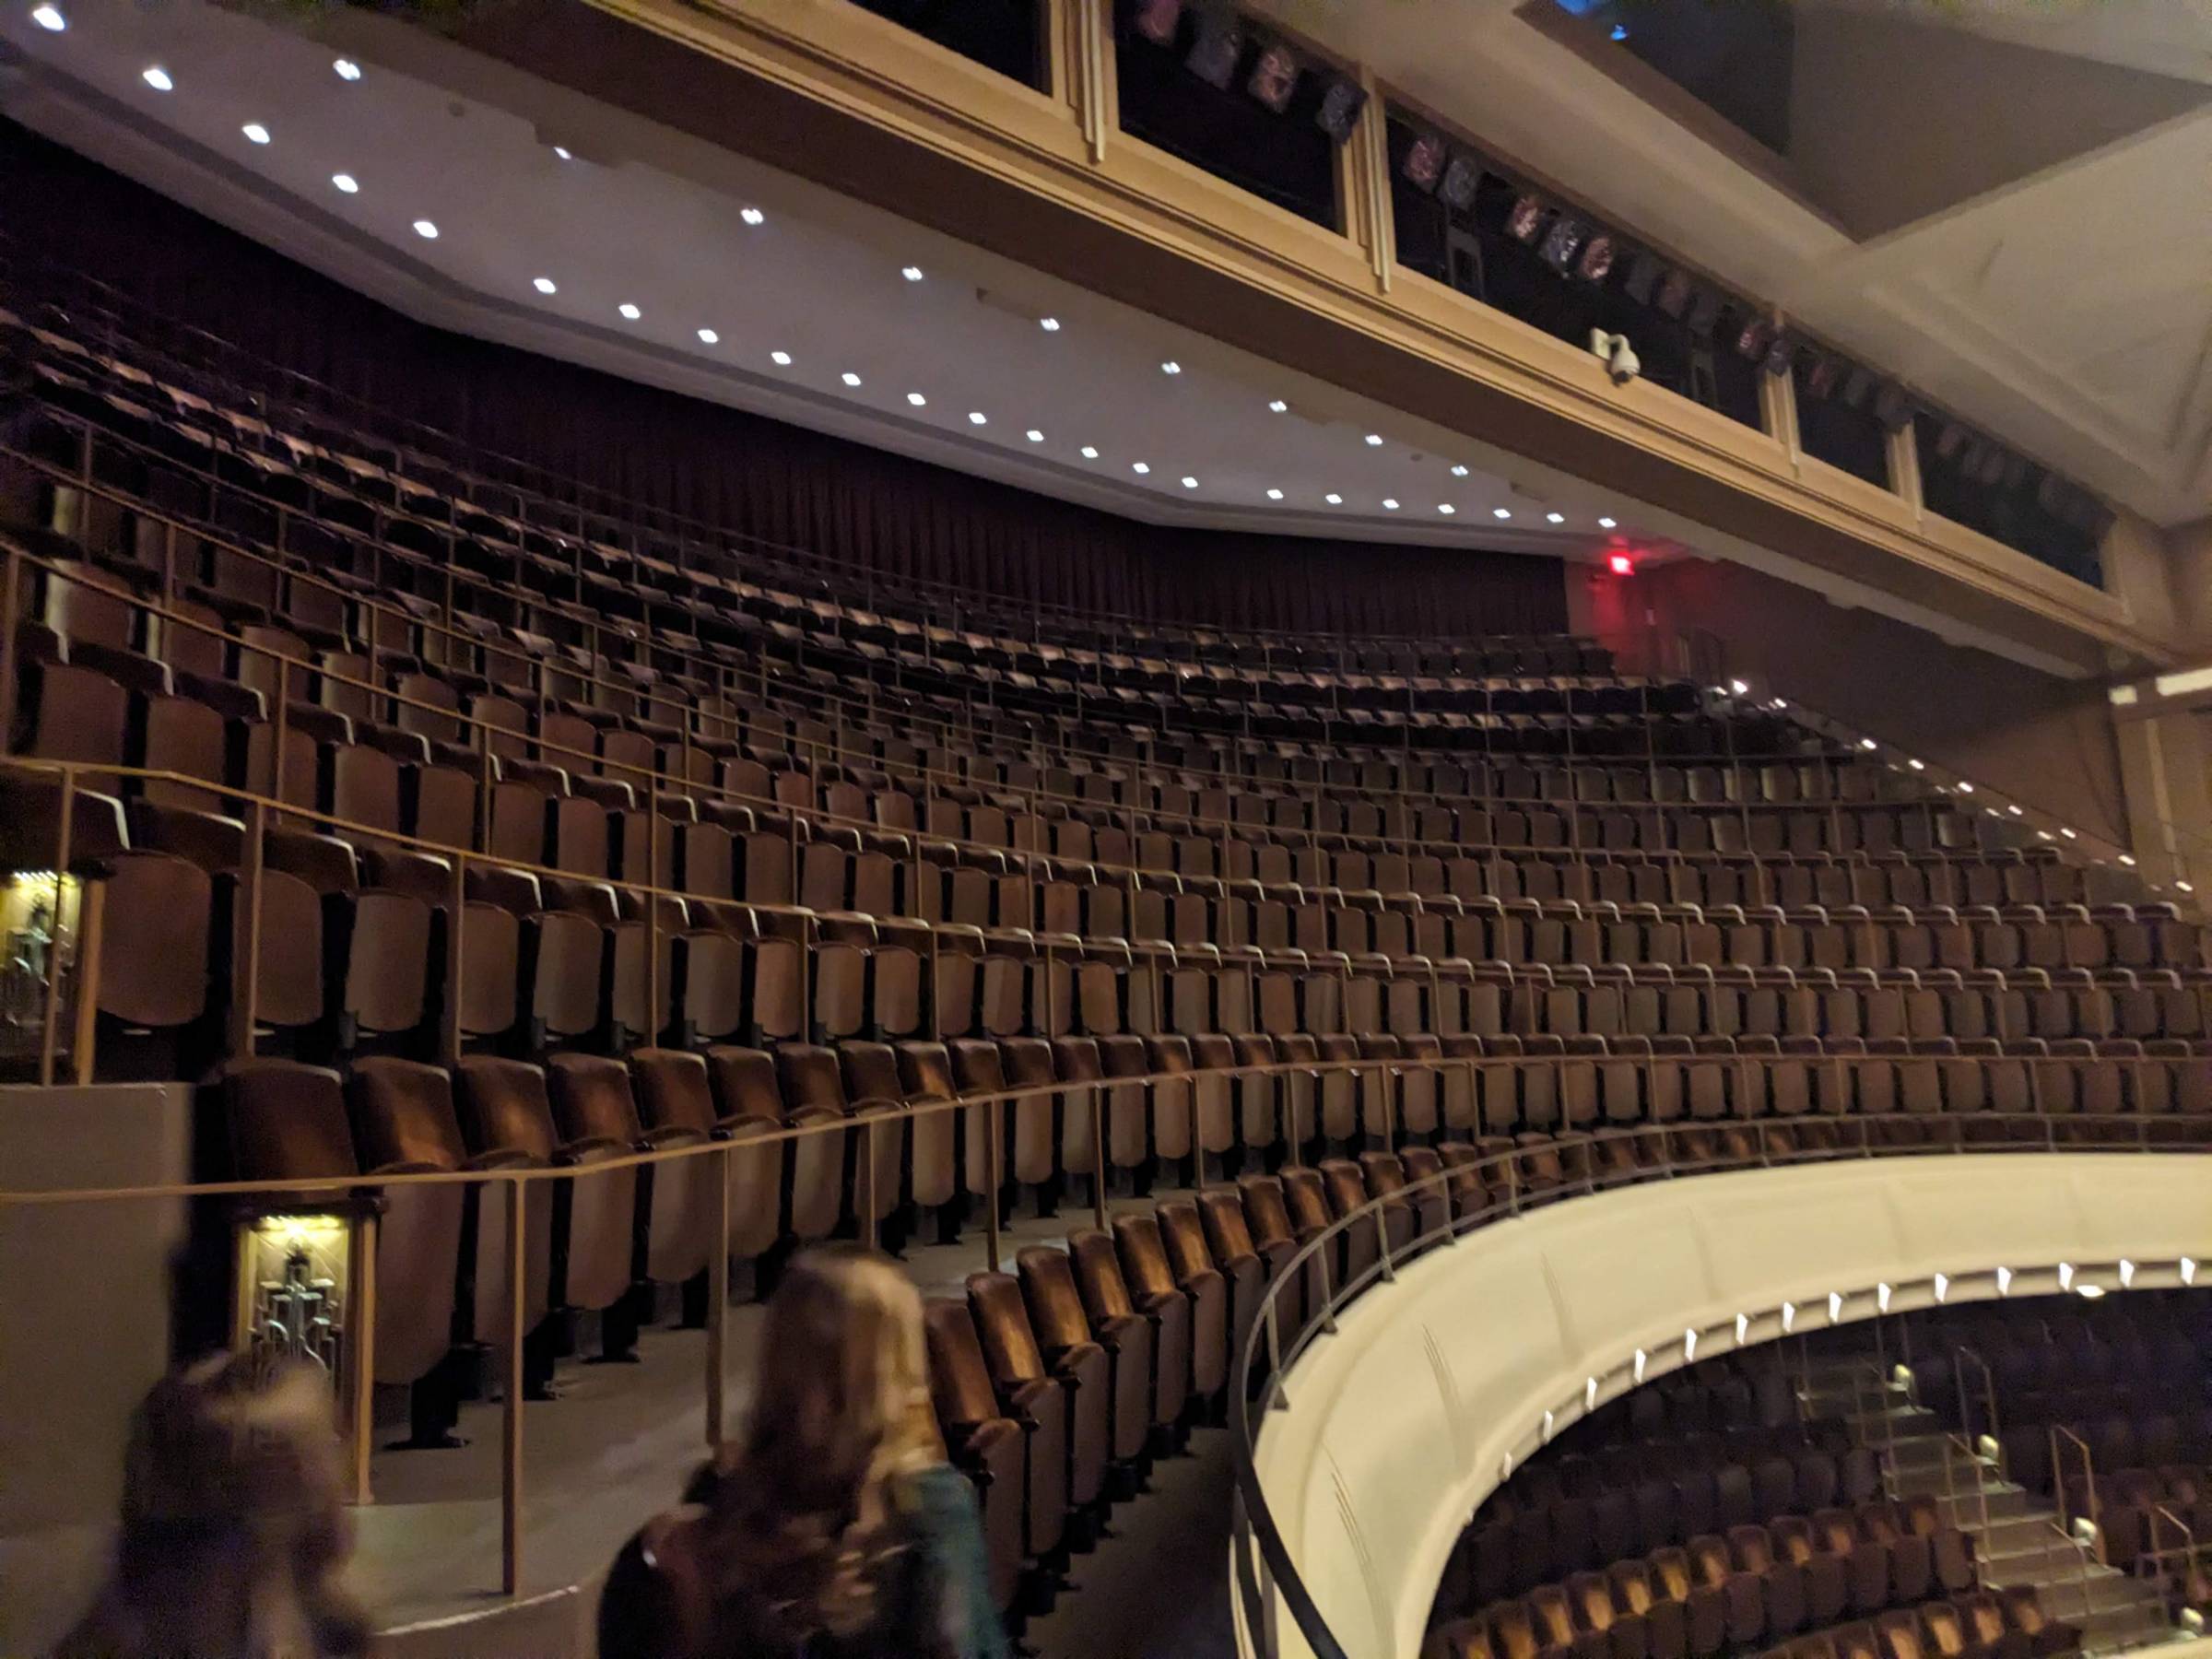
<box><xmin>1268</xmin><ymin>399</ymin><xmax>1288</xmax><ymax>413</ymax></box>
<box><xmin>740</xmin><ymin>206</ymin><xmax>765</xmax><ymax>226</ymax></box>
<box><xmin>1080</xmin><ymin>445</ymin><xmax>1099</xmax><ymax>459</ymax></box>
<box><xmin>841</xmin><ymin>371</ymin><xmax>862</xmax><ymax>387</ymax></box>
<box><xmin>1266</xmin><ymin>488</ymin><xmax>1284</xmax><ymax>500</ymax></box>
<box><xmin>1160</xmin><ymin>360</ymin><xmax>1182</xmax><ymax>375</ymax></box>
<box><xmin>1382</xmin><ymin>498</ymin><xmax>1400</xmax><ymax>510</ymax></box>
<box><xmin>1324</xmin><ymin>492</ymin><xmax>1343</xmax><ymax>504</ymax></box>
<box><xmin>696</xmin><ymin>327</ymin><xmax>719</xmax><ymax>344</ymax></box>
<box><xmin>530</xmin><ymin>276</ymin><xmax>557</xmax><ymax>294</ymax></box>
<box><xmin>1547</xmin><ymin>512</ymin><xmax>1565</xmax><ymax>524</ymax></box>
<box><xmin>412</xmin><ymin>219</ymin><xmax>439</xmax><ymax>240</ymax></box>
<box><xmin>141</xmin><ymin>66</ymin><xmax>174</xmax><ymax>92</ymax></box>
<box><xmin>1025</xmin><ymin>429</ymin><xmax>1043</xmax><ymax>442</ymax></box>
<box><xmin>1451</xmin><ymin>464</ymin><xmax>1469</xmax><ymax>477</ymax></box>
<box><xmin>907</xmin><ymin>392</ymin><xmax>926</xmax><ymax>406</ymax></box>
<box><xmin>901</xmin><ymin>265</ymin><xmax>924</xmax><ymax>282</ymax></box>
<box><xmin>1364</xmin><ymin>432</ymin><xmax>1383</xmax><ymax>446</ymax></box>
<box><xmin>30</xmin><ymin>5</ymin><xmax>64</xmax><ymax>29</ymax></box>
<box><xmin>771</xmin><ymin>350</ymin><xmax>792</xmax><ymax>367</ymax></box>
<box><xmin>1133</xmin><ymin>462</ymin><xmax>1150</xmax><ymax>475</ymax></box>
<box><xmin>332</xmin><ymin>173</ymin><xmax>359</xmax><ymax>194</ymax></box>
<box><xmin>552</xmin><ymin>146</ymin><xmax>572</xmax><ymax>160</ymax></box>
<box><xmin>1492</xmin><ymin>508</ymin><xmax>1512</xmax><ymax>519</ymax></box>
<box><xmin>1598</xmin><ymin>516</ymin><xmax>1618</xmax><ymax>528</ymax></box>
<box><xmin>1182</xmin><ymin>476</ymin><xmax>1198</xmax><ymax>488</ymax></box>
<box><xmin>242</xmin><ymin>124</ymin><xmax>272</xmax><ymax>146</ymax></box>
<box><xmin>333</xmin><ymin>57</ymin><xmax>362</xmax><ymax>81</ymax></box>
<box><xmin>618</xmin><ymin>302</ymin><xmax>641</xmax><ymax>320</ymax></box>
<box><xmin>1039</xmin><ymin>317</ymin><xmax>1061</xmax><ymax>332</ymax></box>
<box><xmin>1438</xmin><ymin>503</ymin><xmax>1456</xmax><ymax>515</ymax></box>
<box><xmin>967</xmin><ymin>411</ymin><xmax>987</xmax><ymax>426</ymax></box>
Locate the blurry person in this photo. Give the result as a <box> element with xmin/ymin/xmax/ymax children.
<box><xmin>600</xmin><ymin>1246</ymin><xmax>1008</xmax><ymax>1659</ymax></box>
<box><xmin>55</xmin><ymin>1352</ymin><xmax>370</xmax><ymax>1659</ymax></box>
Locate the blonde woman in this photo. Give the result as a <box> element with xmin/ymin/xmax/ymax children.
<box><xmin>599</xmin><ymin>1246</ymin><xmax>1009</xmax><ymax>1659</ymax></box>
<box><xmin>54</xmin><ymin>1353</ymin><xmax>370</xmax><ymax>1659</ymax></box>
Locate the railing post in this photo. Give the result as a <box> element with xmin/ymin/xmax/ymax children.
<box><xmin>503</xmin><ymin>1174</ymin><xmax>527</xmax><ymax>1596</ymax></box>
<box><xmin>1091</xmin><ymin>1082</ymin><xmax>1110</xmax><ymax>1230</ymax></box>
<box><xmin>38</xmin><ymin>768</ymin><xmax>78</xmax><ymax>1088</ymax></box>
<box><xmin>707</xmin><ymin>1146</ymin><xmax>729</xmax><ymax>1448</ymax></box>
<box><xmin>984</xmin><ymin>1088</ymin><xmax>1004</xmax><ymax>1274</ymax></box>
<box><xmin>0</xmin><ymin>549</ymin><xmax>20</xmax><ymax>753</ymax></box>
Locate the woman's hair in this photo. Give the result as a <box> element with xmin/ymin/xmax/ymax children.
<box><xmin>700</xmin><ymin>1246</ymin><xmax>940</xmax><ymax>1639</ymax></box>
<box><xmin>59</xmin><ymin>1351</ymin><xmax>370</xmax><ymax>1659</ymax></box>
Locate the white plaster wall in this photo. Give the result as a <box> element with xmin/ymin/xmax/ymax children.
<box><xmin>1242</xmin><ymin>1155</ymin><xmax>2212</xmax><ymax>1659</ymax></box>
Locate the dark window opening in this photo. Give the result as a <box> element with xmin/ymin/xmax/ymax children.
<box><xmin>1388</xmin><ymin>115</ymin><xmax>1762</xmax><ymax>432</ymax></box>
<box><xmin>1551</xmin><ymin>0</ymin><xmax>1795</xmax><ymax>156</ymax></box>
<box><xmin>1794</xmin><ymin>376</ymin><xmax>1891</xmax><ymax>489</ymax></box>
<box><xmin>1914</xmin><ymin>424</ymin><xmax>2103</xmax><ymax>587</ymax></box>
<box><xmin>846</xmin><ymin>0</ymin><xmax>1048</xmax><ymax>91</ymax></box>
<box><xmin>1114</xmin><ymin>3</ymin><xmax>1341</xmax><ymax>230</ymax></box>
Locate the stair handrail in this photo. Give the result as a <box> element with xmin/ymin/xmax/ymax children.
<box><xmin>2050</xmin><ymin>1424</ymin><xmax>2103</xmax><ymax>1566</ymax></box>
<box><xmin>1941</xmin><ymin>1430</ymin><xmax>1998</xmax><ymax>1548</ymax></box>
<box><xmin>1837</xmin><ymin>1357</ymin><xmax>1908</xmax><ymax>1503</ymax></box>
<box><xmin>2138</xmin><ymin>1502</ymin><xmax>2200</xmax><ymax>1586</ymax></box>
<box><xmin>1953</xmin><ymin>1346</ymin><xmax>2005</xmax><ymax>1480</ymax></box>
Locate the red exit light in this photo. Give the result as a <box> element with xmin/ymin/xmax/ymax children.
<box><xmin>1607</xmin><ymin>552</ymin><xmax>1634</xmax><ymax>576</ymax></box>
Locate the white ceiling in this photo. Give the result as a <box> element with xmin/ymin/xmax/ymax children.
<box><xmin>1814</xmin><ymin>0</ymin><xmax>2212</xmax><ymax>83</ymax></box>
<box><xmin>1254</xmin><ymin>0</ymin><xmax>2212</xmax><ymax>528</ymax></box>
<box><xmin>0</xmin><ymin>0</ymin><xmax>1665</xmax><ymax>564</ymax></box>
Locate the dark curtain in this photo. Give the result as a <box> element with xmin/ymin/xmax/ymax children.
<box><xmin>1</xmin><ymin>121</ymin><xmax>1567</xmax><ymax>636</ymax></box>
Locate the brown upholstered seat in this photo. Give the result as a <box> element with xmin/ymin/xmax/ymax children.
<box><xmin>923</xmin><ymin>1295</ymin><xmax>1065</xmax><ymax>1565</ymax></box>
<box><xmin>967</xmin><ymin>1268</ymin><xmax>1108</xmax><ymax>1512</ymax></box>
<box><xmin>1017</xmin><ymin>1243</ymin><xmax>1149</xmax><ymax>1465</ymax></box>
<box><xmin>1069</xmin><ymin>1227</ymin><xmax>1187</xmax><ymax>1430</ymax></box>
<box><xmin>1115</xmin><ymin>1209</ymin><xmax>1227</xmax><ymax>1405</ymax></box>
<box><xmin>921</xmin><ymin>1299</ymin><xmax>1027</xmax><ymax>1615</ymax></box>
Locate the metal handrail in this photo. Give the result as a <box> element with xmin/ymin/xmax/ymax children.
<box><xmin>12</xmin><ymin>743</ymin><xmax>2206</xmax><ymax>1112</ymax></box>
<box><xmin>2052</xmin><ymin>1424</ymin><xmax>2102</xmax><ymax>1566</ymax></box>
<box><xmin>8</xmin><ymin>395</ymin><xmax>2185</xmax><ymax>907</ymax></box>
<box><xmin>1953</xmin><ymin>1345</ymin><xmax>2004</xmax><ymax>1477</ymax></box>
<box><xmin>10</xmin><ymin>274</ymin><xmax>2194</xmax><ymax>898</ymax></box>
<box><xmin>3</xmin><ymin>247</ymin><xmax>1604</xmax><ymax>646</ymax></box>
<box><xmin>1221</xmin><ymin>1124</ymin><xmax>2206</xmax><ymax>1659</ymax></box>
<box><xmin>0</xmin><ymin>439</ymin><xmax>1921</xmax><ymax>827</ymax></box>
<box><xmin>6</xmin><ymin>541</ymin><xmax>2170</xmax><ymax>986</ymax></box>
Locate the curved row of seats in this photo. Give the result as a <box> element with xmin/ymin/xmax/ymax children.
<box><xmin>21</xmin><ymin>552</ymin><xmax>2156</xmax><ymax>934</ymax></box>
<box><xmin>1426</xmin><ymin>1514</ymin><xmax>1991</xmax><ymax>1659</ymax></box>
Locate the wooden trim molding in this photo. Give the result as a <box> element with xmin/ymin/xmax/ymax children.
<box><xmin>438</xmin><ymin>0</ymin><xmax>2178</xmax><ymax>674</ymax></box>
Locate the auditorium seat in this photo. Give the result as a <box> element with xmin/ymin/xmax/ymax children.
<box><xmin>921</xmin><ymin>1299</ymin><xmax>1028</xmax><ymax>1616</ymax></box>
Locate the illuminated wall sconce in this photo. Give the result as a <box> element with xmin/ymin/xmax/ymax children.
<box><xmin>1781</xmin><ymin>1301</ymin><xmax>1796</xmax><ymax>1333</ymax></box>
<box><xmin>1877</xmin><ymin>1283</ymin><xmax>1892</xmax><ymax>1312</ymax></box>
<box><xmin>2117</xmin><ymin>1259</ymin><xmax>2135</xmax><ymax>1288</ymax></box>
<box><xmin>1933</xmin><ymin>1273</ymin><xmax>1949</xmax><ymax>1302</ymax></box>
<box><xmin>1995</xmin><ymin>1267</ymin><xmax>2012</xmax><ymax>1296</ymax></box>
<box><xmin>1633</xmin><ymin>1348</ymin><xmax>1648</xmax><ymax>1383</ymax></box>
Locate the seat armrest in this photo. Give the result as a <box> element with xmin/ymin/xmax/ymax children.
<box><xmin>1133</xmin><ymin>1288</ymin><xmax>1183</xmax><ymax>1322</ymax></box>
<box><xmin>998</xmin><ymin>1377</ymin><xmax>1058</xmax><ymax>1427</ymax></box>
<box><xmin>1045</xmin><ymin>1337</ymin><xmax>1107</xmax><ymax>1382</ymax></box>
<box><xmin>1083</xmin><ymin>1313</ymin><xmax>1149</xmax><ymax>1351</ymax></box>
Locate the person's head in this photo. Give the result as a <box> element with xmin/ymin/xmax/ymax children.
<box><xmin>700</xmin><ymin>1247</ymin><xmax>939</xmax><ymax>1637</ymax></box>
<box><xmin>96</xmin><ymin>1351</ymin><xmax>365</xmax><ymax>1656</ymax></box>
<box><xmin>735</xmin><ymin>1244</ymin><xmax>935</xmax><ymax>1510</ymax></box>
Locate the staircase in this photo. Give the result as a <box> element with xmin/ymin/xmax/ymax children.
<box><xmin>1797</xmin><ymin>1359</ymin><xmax>2179</xmax><ymax>1653</ymax></box>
